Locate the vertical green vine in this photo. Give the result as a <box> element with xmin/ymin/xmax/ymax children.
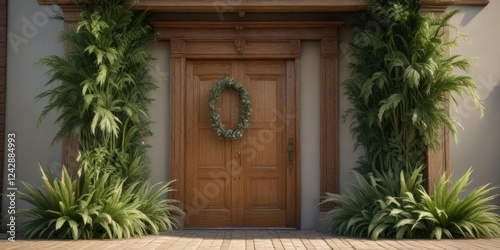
<box><xmin>323</xmin><ymin>0</ymin><xmax>499</xmax><ymax>240</ymax></box>
<box><xmin>19</xmin><ymin>0</ymin><xmax>182</xmax><ymax>239</ymax></box>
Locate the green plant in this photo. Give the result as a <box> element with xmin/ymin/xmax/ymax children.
<box><xmin>22</xmin><ymin>0</ymin><xmax>182</xmax><ymax>240</ymax></box>
<box><xmin>135</xmin><ymin>181</ymin><xmax>183</xmax><ymax>234</ymax></box>
<box><xmin>343</xmin><ymin>0</ymin><xmax>483</xmax><ymax>175</ymax></box>
<box><xmin>410</xmin><ymin>168</ymin><xmax>500</xmax><ymax>239</ymax></box>
<box><xmin>324</xmin><ymin>0</ymin><xmax>496</xmax><ymax>240</ymax></box>
<box><xmin>18</xmin><ymin>166</ymin><xmax>80</xmax><ymax>239</ymax></box>
<box><xmin>323</xmin><ymin>167</ymin><xmax>423</xmax><ymax>239</ymax></box>
<box><xmin>18</xmin><ymin>166</ymin><xmax>180</xmax><ymax>240</ymax></box>
<box><xmin>324</xmin><ymin>168</ymin><xmax>500</xmax><ymax>240</ymax></box>
<box><xmin>37</xmin><ymin>0</ymin><xmax>156</xmax><ymax>182</ymax></box>
<box><xmin>78</xmin><ymin>150</ymin><xmax>146</xmax><ymax>189</ymax></box>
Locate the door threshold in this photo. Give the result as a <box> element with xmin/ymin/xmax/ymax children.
<box><xmin>183</xmin><ymin>227</ymin><xmax>297</xmax><ymax>230</ymax></box>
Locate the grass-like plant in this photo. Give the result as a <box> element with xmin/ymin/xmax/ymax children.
<box><xmin>324</xmin><ymin>168</ymin><xmax>500</xmax><ymax>240</ymax></box>
<box><xmin>18</xmin><ymin>167</ymin><xmax>82</xmax><ymax>239</ymax></box>
<box><xmin>135</xmin><ymin>181</ymin><xmax>183</xmax><ymax>234</ymax></box>
<box><xmin>323</xmin><ymin>167</ymin><xmax>423</xmax><ymax>239</ymax></box>
<box><xmin>411</xmin><ymin>169</ymin><xmax>500</xmax><ymax>239</ymax></box>
<box><xmin>18</xmin><ymin>166</ymin><xmax>181</xmax><ymax>239</ymax></box>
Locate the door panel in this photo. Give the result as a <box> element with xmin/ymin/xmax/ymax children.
<box><xmin>185</xmin><ymin>60</ymin><xmax>295</xmax><ymax>228</ymax></box>
<box><xmin>185</xmin><ymin>61</ymin><xmax>234</xmax><ymax>227</ymax></box>
<box><xmin>239</xmin><ymin>61</ymin><xmax>288</xmax><ymax>227</ymax></box>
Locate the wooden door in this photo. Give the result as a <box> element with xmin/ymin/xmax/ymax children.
<box><xmin>185</xmin><ymin>60</ymin><xmax>297</xmax><ymax>228</ymax></box>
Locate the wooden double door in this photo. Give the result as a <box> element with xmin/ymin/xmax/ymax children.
<box><xmin>185</xmin><ymin>60</ymin><xmax>298</xmax><ymax>228</ymax></box>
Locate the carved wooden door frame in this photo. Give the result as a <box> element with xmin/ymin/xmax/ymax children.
<box><xmin>153</xmin><ymin>22</ymin><xmax>343</xmax><ymax>227</ymax></box>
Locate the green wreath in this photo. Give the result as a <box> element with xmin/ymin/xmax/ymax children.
<box><xmin>209</xmin><ymin>77</ymin><xmax>251</xmax><ymax>140</ymax></box>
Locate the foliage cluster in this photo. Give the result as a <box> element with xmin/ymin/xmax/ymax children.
<box><xmin>17</xmin><ymin>0</ymin><xmax>181</xmax><ymax>239</ymax></box>
<box><xmin>324</xmin><ymin>168</ymin><xmax>500</xmax><ymax>239</ymax></box>
<box><xmin>343</xmin><ymin>0</ymin><xmax>482</xmax><ymax>175</ymax></box>
<box><xmin>37</xmin><ymin>0</ymin><xmax>157</xmax><ymax>184</ymax></box>
<box><xmin>209</xmin><ymin>77</ymin><xmax>252</xmax><ymax>140</ymax></box>
<box><xmin>19</xmin><ymin>167</ymin><xmax>180</xmax><ymax>239</ymax></box>
<box><xmin>324</xmin><ymin>0</ymin><xmax>499</xmax><ymax>240</ymax></box>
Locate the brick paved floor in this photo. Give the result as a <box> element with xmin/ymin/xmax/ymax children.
<box><xmin>1</xmin><ymin>230</ymin><xmax>499</xmax><ymax>250</ymax></box>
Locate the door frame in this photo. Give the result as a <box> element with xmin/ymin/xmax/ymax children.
<box><xmin>154</xmin><ymin>22</ymin><xmax>343</xmax><ymax>228</ymax></box>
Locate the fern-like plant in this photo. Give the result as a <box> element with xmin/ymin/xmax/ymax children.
<box><xmin>18</xmin><ymin>166</ymin><xmax>180</xmax><ymax>239</ymax></box>
<box><xmin>324</xmin><ymin>0</ymin><xmax>499</xmax><ymax>240</ymax></box>
<box><xmin>19</xmin><ymin>0</ymin><xmax>182</xmax><ymax>240</ymax></box>
<box><xmin>135</xmin><ymin>181</ymin><xmax>183</xmax><ymax>234</ymax></box>
<box><xmin>323</xmin><ymin>167</ymin><xmax>424</xmax><ymax>239</ymax></box>
<box><xmin>324</xmin><ymin>168</ymin><xmax>500</xmax><ymax>240</ymax></box>
<box><xmin>343</xmin><ymin>0</ymin><xmax>483</xmax><ymax>175</ymax></box>
<box><xmin>411</xmin><ymin>168</ymin><xmax>500</xmax><ymax>239</ymax></box>
<box><xmin>37</xmin><ymin>0</ymin><xmax>156</xmax><ymax>181</ymax></box>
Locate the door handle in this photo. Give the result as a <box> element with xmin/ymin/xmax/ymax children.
<box><xmin>288</xmin><ymin>138</ymin><xmax>294</xmax><ymax>168</ymax></box>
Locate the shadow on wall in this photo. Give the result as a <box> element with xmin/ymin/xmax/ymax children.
<box><xmin>458</xmin><ymin>5</ymin><xmax>487</xmax><ymax>26</ymax></box>
<box><xmin>477</xmin><ymin>84</ymin><xmax>500</xmax><ymax>206</ymax></box>
<box><xmin>451</xmin><ymin>82</ymin><xmax>500</xmax><ymax>206</ymax></box>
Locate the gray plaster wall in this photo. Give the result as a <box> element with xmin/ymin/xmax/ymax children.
<box><xmin>448</xmin><ymin>2</ymin><xmax>500</xmax><ymax>205</ymax></box>
<box><xmin>145</xmin><ymin>42</ymin><xmax>170</xmax><ymax>185</ymax></box>
<box><xmin>2</xmin><ymin>0</ymin><xmax>63</xmax><ymax>214</ymax></box>
<box><xmin>299</xmin><ymin>42</ymin><xmax>321</xmax><ymax>229</ymax></box>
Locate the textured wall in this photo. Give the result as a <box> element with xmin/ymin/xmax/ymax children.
<box><xmin>299</xmin><ymin>42</ymin><xmax>322</xmax><ymax>229</ymax></box>
<box><xmin>449</xmin><ymin>2</ymin><xmax>500</xmax><ymax>205</ymax></box>
<box><xmin>146</xmin><ymin>42</ymin><xmax>171</xmax><ymax>185</ymax></box>
<box><xmin>2</xmin><ymin>0</ymin><xmax>63</xmax><ymax>214</ymax></box>
<box><xmin>0</xmin><ymin>0</ymin><xmax>7</xmax><ymax>207</ymax></box>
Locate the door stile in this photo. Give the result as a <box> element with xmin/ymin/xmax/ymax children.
<box><xmin>293</xmin><ymin>58</ymin><xmax>301</xmax><ymax>228</ymax></box>
<box><xmin>234</xmin><ymin>61</ymin><xmax>245</xmax><ymax>227</ymax></box>
<box><xmin>286</xmin><ymin>59</ymin><xmax>298</xmax><ymax>228</ymax></box>
<box><xmin>238</xmin><ymin>60</ymin><xmax>290</xmax><ymax>227</ymax></box>
<box><xmin>231</xmin><ymin>137</ymin><xmax>241</xmax><ymax>227</ymax></box>
<box><xmin>184</xmin><ymin>62</ymin><xmax>194</xmax><ymax>225</ymax></box>
<box><xmin>229</xmin><ymin>62</ymin><xmax>240</xmax><ymax>227</ymax></box>
<box><xmin>170</xmin><ymin>57</ymin><xmax>186</xmax><ymax>206</ymax></box>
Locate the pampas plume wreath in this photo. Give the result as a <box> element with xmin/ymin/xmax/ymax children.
<box><xmin>209</xmin><ymin>77</ymin><xmax>252</xmax><ymax>140</ymax></box>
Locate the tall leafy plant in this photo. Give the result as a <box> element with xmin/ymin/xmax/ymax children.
<box><xmin>343</xmin><ymin>0</ymin><xmax>483</xmax><ymax>175</ymax></box>
<box><xmin>323</xmin><ymin>0</ymin><xmax>499</xmax><ymax>240</ymax></box>
<box><xmin>19</xmin><ymin>0</ymin><xmax>182</xmax><ymax>239</ymax></box>
<box><xmin>37</xmin><ymin>0</ymin><xmax>156</xmax><ymax>183</ymax></box>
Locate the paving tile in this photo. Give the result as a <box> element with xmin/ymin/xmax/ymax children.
<box><xmin>2</xmin><ymin>231</ymin><xmax>500</xmax><ymax>249</ymax></box>
<box><xmin>324</xmin><ymin>238</ymin><xmax>354</xmax><ymax>249</ymax></box>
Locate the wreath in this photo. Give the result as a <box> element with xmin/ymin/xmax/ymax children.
<box><xmin>209</xmin><ymin>77</ymin><xmax>251</xmax><ymax>140</ymax></box>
